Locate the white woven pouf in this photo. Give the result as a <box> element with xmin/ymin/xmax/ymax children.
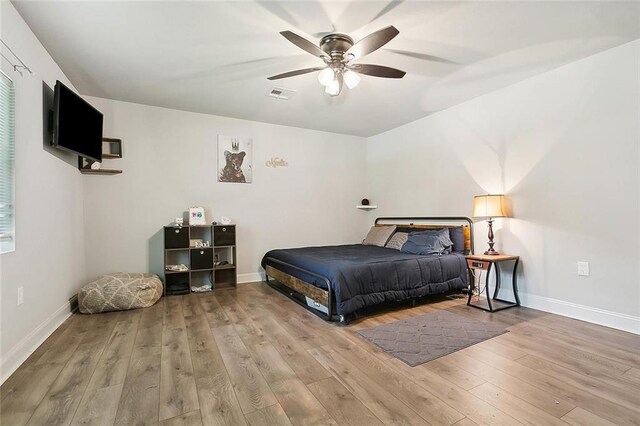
<box><xmin>78</xmin><ymin>272</ymin><xmax>163</xmax><ymax>314</ymax></box>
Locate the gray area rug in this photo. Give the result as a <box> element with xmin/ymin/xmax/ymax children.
<box><xmin>357</xmin><ymin>310</ymin><xmax>508</xmax><ymax>366</ymax></box>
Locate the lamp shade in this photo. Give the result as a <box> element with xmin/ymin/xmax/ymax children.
<box><xmin>472</xmin><ymin>194</ymin><xmax>508</xmax><ymax>218</ymax></box>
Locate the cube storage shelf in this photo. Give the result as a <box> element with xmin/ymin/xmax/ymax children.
<box><xmin>163</xmin><ymin>224</ymin><xmax>237</xmax><ymax>295</ymax></box>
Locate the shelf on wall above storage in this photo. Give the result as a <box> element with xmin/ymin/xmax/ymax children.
<box><xmin>79</xmin><ymin>168</ymin><xmax>123</xmax><ymax>175</ymax></box>
<box><xmin>356</xmin><ymin>205</ymin><xmax>377</xmax><ymax>210</ymax></box>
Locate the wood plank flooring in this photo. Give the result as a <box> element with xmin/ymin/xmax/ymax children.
<box><xmin>2</xmin><ymin>282</ymin><xmax>639</xmax><ymax>425</ymax></box>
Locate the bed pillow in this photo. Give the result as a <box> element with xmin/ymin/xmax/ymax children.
<box><xmin>362</xmin><ymin>225</ymin><xmax>397</xmax><ymax>247</ymax></box>
<box><xmin>410</xmin><ymin>228</ymin><xmax>453</xmax><ymax>248</ymax></box>
<box><xmin>449</xmin><ymin>227</ymin><xmax>465</xmax><ymax>253</ymax></box>
<box><xmin>385</xmin><ymin>232</ymin><xmax>408</xmax><ymax>250</ymax></box>
<box><xmin>401</xmin><ymin>228</ymin><xmax>453</xmax><ymax>255</ymax></box>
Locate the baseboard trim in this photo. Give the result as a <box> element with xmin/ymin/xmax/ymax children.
<box><xmin>237</xmin><ymin>272</ymin><xmax>265</xmax><ymax>284</ymax></box>
<box><xmin>520</xmin><ymin>292</ymin><xmax>639</xmax><ymax>335</ymax></box>
<box><xmin>0</xmin><ymin>301</ymin><xmax>76</xmax><ymax>385</ymax></box>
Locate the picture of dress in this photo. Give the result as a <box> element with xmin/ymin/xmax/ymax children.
<box><xmin>218</xmin><ymin>135</ymin><xmax>252</xmax><ymax>183</ymax></box>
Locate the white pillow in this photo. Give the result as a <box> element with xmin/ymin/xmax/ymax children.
<box><xmin>362</xmin><ymin>225</ymin><xmax>397</xmax><ymax>247</ymax></box>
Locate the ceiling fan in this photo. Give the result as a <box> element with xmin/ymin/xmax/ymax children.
<box><xmin>268</xmin><ymin>26</ymin><xmax>406</xmax><ymax>96</ymax></box>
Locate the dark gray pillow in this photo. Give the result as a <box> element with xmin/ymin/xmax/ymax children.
<box><xmin>410</xmin><ymin>228</ymin><xmax>453</xmax><ymax>247</ymax></box>
<box><xmin>401</xmin><ymin>228</ymin><xmax>453</xmax><ymax>255</ymax></box>
<box><xmin>448</xmin><ymin>227</ymin><xmax>465</xmax><ymax>253</ymax></box>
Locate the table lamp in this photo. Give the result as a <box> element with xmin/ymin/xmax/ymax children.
<box><xmin>472</xmin><ymin>194</ymin><xmax>508</xmax><ymax>255</ymax></box>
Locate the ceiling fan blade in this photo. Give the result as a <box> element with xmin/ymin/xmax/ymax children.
<box><xmin>345</xmin><ymin>25</ymin><xmax>399</xmax><ymax>60</ymax></box>
<box><xmin>267</xmin><ymin>66</ymin><xmax>325</xmax><ymax>80</ymax></box>
<box><xmin>257</xmin><ymin>3</ymin><xmax>300</xmax><ymax>30</ymax></box>
<box><xmin>349</xmin><ymin>64</ymin><xmax>406</xmax><ymax>78</ymax></box>
<box><xmin>371</xmin><ymin>0</ymin><xmax>405</xmax><ymax>23</ymax></box>
<box><xmin>386</xmin><ymin>49</ymin><xmax>459</xmax><ymax>65</ymax></box>
<box><xmin>280</xmin><ymin>31</ymin><xmax>328</xmax><ymax>59</ymax></box>
<box><xmin>311</xmin><ymin>31</ymin><xmax>333</xmax><ymax>38</ymax></box>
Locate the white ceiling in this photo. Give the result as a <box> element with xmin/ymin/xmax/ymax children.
<box><xmin>13</xmin><ymin>1</ymin><xmax>640</xmax><ymax>137</ymax></box>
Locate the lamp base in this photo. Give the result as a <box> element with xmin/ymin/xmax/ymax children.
<box><xmin>484</xmin><ymin>217</ymin><xmax>500</xmax><ymax>256</ymax></box>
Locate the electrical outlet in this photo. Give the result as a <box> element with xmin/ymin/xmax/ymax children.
<box><xmin>577</xmin><ymin>261</ymin><xmax>590</xmax><ymax>277</ymax></box>
<box><xmin>17</xmin><ymin>286</ymin><xmax>24</xmax><ymax>306</ymax></box>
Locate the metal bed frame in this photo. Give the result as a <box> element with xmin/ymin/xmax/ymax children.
<box><xmin>264</xmin><ymin>216</ymin><xmax>474</xmax><ymax>324</ymax></box>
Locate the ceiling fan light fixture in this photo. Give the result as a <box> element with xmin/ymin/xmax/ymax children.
<box><xmin>343</xmin><ymin>70</ymin><xmax>361</xmax><ymax>89</ymax></box>
<box><xmin>317</xmin><ymin>67</ymin><xmax>335</xmax><ymax>86</ymax></box>
<box><xmin>269</xmin><ymin>26</ymin><xmax>405</xmax><ymax>97</ymax></box>
<box><xmin>325</xmin><ymin>79</ymin><xmax>340</xmax><ymax>96</ymax></box>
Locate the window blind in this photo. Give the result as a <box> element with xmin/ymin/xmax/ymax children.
<box><xmin>0</xmin><ymin>71</ymin><xmax>15</xmax><ymax>253</ymax></box>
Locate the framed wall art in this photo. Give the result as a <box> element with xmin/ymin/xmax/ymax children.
<box><xmin>218</xmin><ymin>135</ymin><xmax>252</xmax><ymax>183</ymax></box>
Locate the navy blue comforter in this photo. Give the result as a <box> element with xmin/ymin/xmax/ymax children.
<box><xmin>262</xmin><ymin>244</ymin><xmax>467</xmax><ymax>316</ymax></box>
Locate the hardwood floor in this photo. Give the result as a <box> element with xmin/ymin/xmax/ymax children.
<box><xmin>2</xmin><ymin>282</ymin><xmax>639</xmax><ymax>425</ymax></box>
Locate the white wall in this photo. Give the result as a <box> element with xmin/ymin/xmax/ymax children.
<box><xmin>367</xmin><ymin>40</ymin><xmax>640</xmax><ymax>332</ymax></box>
<box><xmin>82</xmin><ymin>97</ymin><xmax>367</xmax><ymax>283</ymax></box>
<box><xmin>0</xmin><ymin>2</ymin><xmax>85</xmax><ymax>382</ymax></box>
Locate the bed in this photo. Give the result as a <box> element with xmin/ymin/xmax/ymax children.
<box><xmin>261</xmin><ymin>217</ymin><xmax>474</xmax><ymax>323</ymax></box>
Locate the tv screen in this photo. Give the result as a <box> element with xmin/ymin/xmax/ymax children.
<box><xmin>53</xmin><ymin>80</ymin><xmax>103</xmax><ymax>162</ymax></box>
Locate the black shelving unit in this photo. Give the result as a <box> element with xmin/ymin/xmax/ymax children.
<box><xmin>163</xmin><ymin>224</ymin><xmax>237</xmax><ymax>295</ymax></box>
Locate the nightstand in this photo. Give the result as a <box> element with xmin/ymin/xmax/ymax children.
<box><xmin>465</xmin><ymin>254</ymin><xmax>520</xmax><ymax>312</ymax></box>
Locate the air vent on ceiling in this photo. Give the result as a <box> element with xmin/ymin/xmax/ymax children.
<box><xmin>266</xmin><ymin>87</ymin><xmax>296</xmax><ymax>100</ymax></box>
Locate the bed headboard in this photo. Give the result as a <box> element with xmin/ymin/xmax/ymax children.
<box><xmin>374</xmin><ymin>217</ymin><xmax>474</xmax><ymax>254</ymax></box>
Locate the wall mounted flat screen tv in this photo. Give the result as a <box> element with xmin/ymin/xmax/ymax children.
<box><xmin>52</xmin><ymin>80</ymin><xmax>103</xmax><ymax>162</ymax></box>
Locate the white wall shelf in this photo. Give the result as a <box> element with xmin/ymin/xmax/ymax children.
<box><xmin>356</xmin><ymin>205</ymin><xmax>377</xmax><ymax>210</ymax></box>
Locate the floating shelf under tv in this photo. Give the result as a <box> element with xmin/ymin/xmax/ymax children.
<box><xmin>78</xmin><ymin>137</ymin><xmax>123</xmax><ymax>175</ymax></box>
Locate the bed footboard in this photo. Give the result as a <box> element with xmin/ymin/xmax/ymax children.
<box><xmin>265</xmin><ymin>266</ymin><xmax>329</xmax><ymax>306</ymax></box>
<box><xmin>264</xmin><ymin>257</ymin><xmax>337</xmax><ymax>322</ymax></box>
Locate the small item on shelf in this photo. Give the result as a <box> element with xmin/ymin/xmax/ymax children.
<box><xmin>361</xmin><ymin>198</ymin><xmax>370</xmax><ymax>206</ymax></box>
<box><xmin>191</xmin><ymin>284</ymin><xmax>213</xmax><ymax>293</ymax></box>
<box><xmin>175</xmin><ymin>218</ymin><xmax>183</xmax><ymax>226</ymax></box>
<box><xmin>90</xmin><ymin>161</ymin><xmax>101</xmax><ymax>170</ymax></box>
<box><xmin>189</xmin><ymin>207</ymin><xmax>206</xmax><ymax>225</ymax></box>
<box><xmin>165</xmin><ymin>264</ymin><xmax>188</xmax><ymax>272</ymax></box>
<box><xmin>190</xmin><ymin>240</ymin><xmax>210</xmax><ymax>248</ymax></box>
<box><xmin>220</xmin><ymin>216</ymin><xmax>232</xmax><ymax>225</ymax></box>
<box><xmin>214</xmin><ymin>260</ymin><xmax>230</xmax><ymax>266</ymax></box>
<box><xmin>193</xmin><ymin>240</ymin><xmax>210</xmax><ymax>248</ymax></box>
<box><xmin>166</xmin><ymin>281</ymin><xmax>190</xmax><ymax>295</ymax></box>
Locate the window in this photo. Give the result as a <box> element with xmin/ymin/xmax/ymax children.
<box><xmin>0</xmin><ymin>71</ymin><xmax>15</xmax><ymax>253</ymax></box>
